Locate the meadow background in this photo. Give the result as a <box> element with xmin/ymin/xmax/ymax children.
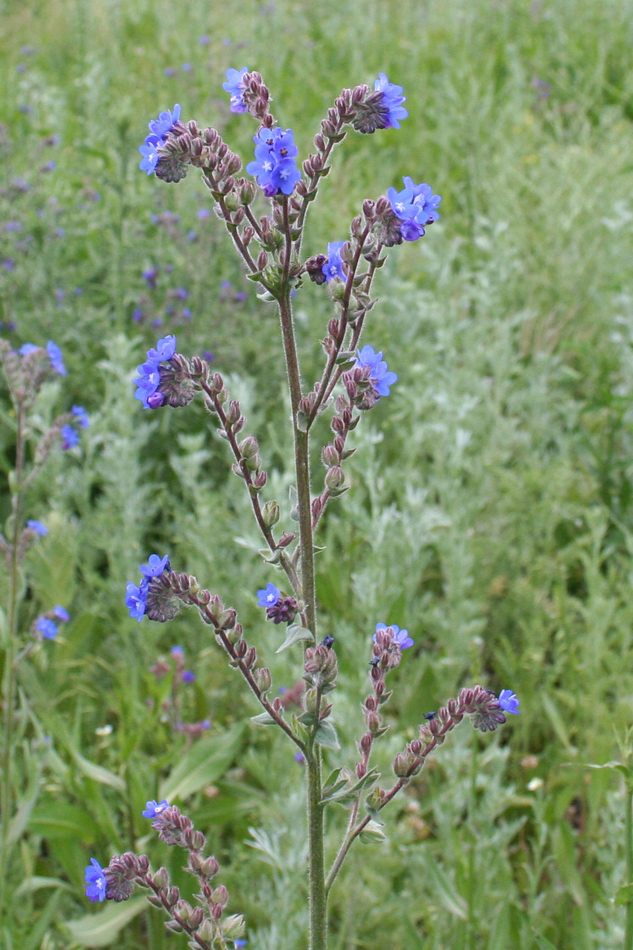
<box><xmin>1</xmin><ymin>0</ymin><xmax>633</xmax><ymax>947</ymax></box>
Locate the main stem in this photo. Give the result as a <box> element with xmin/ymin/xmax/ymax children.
<box><xmin>0</xmin><ymin>402</ymin><xmax>25</xmax><ymax>917</ymax></box>
<box><xmin>626</xmin><ymin>782</ymin><xmax>633</xmax><ymax>950</ymax></box>
<box><xmin>277</xmin><ymin>208</ymin><xmax>324</xmax><ymax>945</ymax></box>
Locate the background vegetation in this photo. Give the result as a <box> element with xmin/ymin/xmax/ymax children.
<box><xmin>1</xmin><ymin>0</ymin><xmax>633</xmax><ymax>946</ymax></box>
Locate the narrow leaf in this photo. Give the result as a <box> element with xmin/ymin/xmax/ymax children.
<box><xmin>23</xmin><ymin>890</ymin><xmax>62</xmax><ymax>950</ymax></box>
<box><xmin>314</xmin><ymin>720</ymin><xmax>340</xmax><ymax>751</ymax></box>
<box><xmin>160</xmin><ymin>724</ymin><xmax>244</xmax><ymax>801</ymax></box>
<box><xmin>424</xmin><ymin>856</ymin><xmax>468</xmax><ymax>920</ymax></box>
<box><xmin>72</xmin><ymin>751</ymin><xmax>126</xmax><ymax>791</ymax></box>
<box><xmin>250</xmin><ymin>711</ymin><xmax>277</xmax><ymax>726</ymax></box>
<box><xmin>65</xmin><ymin>896</ymin><xmax>147</xmax><ymax>947</ymax></box>
<box><xmin>276</xmin><ymin>623</ymin><xmax>314</xmax><ymax>653</ymax></box>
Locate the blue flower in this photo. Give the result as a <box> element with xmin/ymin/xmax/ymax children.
<box><xmin>373</xmin><ymin>622</ymin><xmax>414</xmax><ymax>649</ymax></box>
<box><xmin>322</xmin><ymin>242</ymin><xmax>347</xmax><ymax>282</ymax></box>
<box><xmin>387</xmin><ymin>177</ymin><xmax>441</xmax><ymax>242</ymax></box>
<box><xmin>257</xmin><ymin>583</ymin><xmax>280</xmax><ymax>607</ymax></box>
<box><xmin>125</xmin><ymin>579</ymin><xmax>149</xmax><ymax>622</ymax></box>
<box><xmin>171</xmin><ymin>645</ymin><xmax>184</xmax><ymax>657</ymax></box>
<box><xmin>181</xmin><ymin>670</ymin><xmax>195</xmax><ymax>683</ymax></box>
<box><xmin>374</xmin><ymin>73</ymin><xmax>408</xmax><ymax>129</ymax></box>
<box><xmin>222</xmin><ymin>67</ymin><xmax>250</xmax><ymax>113</ymax></box>
<box><xmin>27</xmin><ymin>520</ymin><xmax>48</xmax><ymax>535</ymax></box>
<box><xmin>498</xmin><ymin>689</ymin><xmax>520</xmax><ymax>715</ymax></box>
<box><xmin>71</xmin><ymin>406</ymin><xmax>90</xmax><ymax>429</ymax></box>
<box><xmin>133</xmin><ymin>359</ymin><xmax>162</xmax><ymax>409</ymax></box>
<box><xmin>84</xmin><ymin>858</ymin><xmax>108</xmax><ymax>902</ymax></box>
<box><xmin>53</xmin><ymin>605</ymin><xmax>70</xmax><ymax>622</ymax></box>
<box><xmin>61</xmin><ymin>425</ymin><xmax>79</xmax><ymax>450</ymax></box>
<box><xmin>142</xmin><ymin>799</ymin><xmax>170</xmax><ymax>819</ymax></box>
<box><xmin>46</xmin><ymin>340</ymin><xmax>66</xmax><ymax>375</ymax></box>
<box><xmin>246</xmin><ymin>128</ymin><xmax>302</xmax><ymax>197</ymax></box>
<box><xmin>139</xmin><ymin>135</ymin><xmax>161</xmax><ymax>176</ymax></box>
<box><xmin>355</xmin><ymin>346</ymin><xmax>398</xmax><ymax>397</ymax></box>
<box><xmin>19</xmin><ymin>343</ymin><xmax>38</xmax><ymax>355</ymax></box>
<box><xmin>36</xmin><ymin>617</ymin><xmax>59</xmax><ymax>640</ymax></box>
<box><xmin>147</xmin><ymin>104</ymin><xmax>182</xmax><ymax>139</ymax></box>
<box><xmin>140</xmin><ymin>554</ymin><xmax>170</xmax><ymax>577</ymax></box>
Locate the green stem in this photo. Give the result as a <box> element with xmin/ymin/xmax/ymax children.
<box><xmin>626</xmin><ymin>782</ymin><xmax>633</xmax><ymax>950</ymax></box>
<box><xmin>0</xmin><ymin>401</ymin><xmax>26</xmax><ymax>915</ymax></box>
<box><xmin>307</xmin><ymin>747</ymin><xmax>327</xmax><ymax>950</ymax></box>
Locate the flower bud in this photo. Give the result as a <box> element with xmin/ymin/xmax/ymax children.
<box><xmin>262</xmin><ymin>500</ymin><xmax>280</xmax><ymax>527</ymax></box>
<box><xmin>174</xmin><ymin>900</ymin><xmax>192</xmax><ymax>921</ymax></box>
<box><xmin>212</xmin><ymin>903</ymin><xmax>224</xmax><ymax>920</ymax></box>
<box><xmin>239</xmin><ymin>435</ymin><xmax>259</xmax><ymax>459</ymax></box>
<box><xmin>366</xmin><ymin>711</ymin><xmax>382</xmax><ymax>734</ymax></box>
<box><xmin>321</xmin><ymin>444</ymin><xmax>340</xmax><ymax>468</ymax></box>
<box><xmin>227</xmin><ymin>622</ymin><xmax>243</xmax><ymax>644</ymax></box>
<box><xmin>325</xmin><ymin>466</ymin><xmax>345</xmax><ymax>491</ymax></box>
<box><xmin>213</xmin><ymin>884</ymin><xmax>229</xmax><ymax>906</ymax></box>
<box><xmin>393</xmin><ymin>753</ymin><xmax>411</xmax><ymax>777</ymax></box>
<box><xmin>254</xmin><ymin>667</ymin><xmax>272</xmax><ymax>692</ymax></box>
<box><xmin>359</xmin><ymin>732</ymin><xmax>372</xmax><ymax>753</ymax></box>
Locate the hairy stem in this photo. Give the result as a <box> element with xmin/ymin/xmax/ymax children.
<box><xmin>306</xmin><ymin>746</ymin><xmax>327</xmax><ymax>950</ymax></box>
<box><xmin>0</xmin><ymin>401</ymin><xmax>26</xmax><ymax>914</ymax></box>
<box><xmin>626</xmin><ymin>782</ymin><xmax>633</xmax><ymax>950</ymax></box>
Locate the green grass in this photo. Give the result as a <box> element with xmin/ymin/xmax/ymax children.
<box><xmin>1</xmin><ymin>0</ymin><xmax>633</xmax><ymax>947</ymax></box>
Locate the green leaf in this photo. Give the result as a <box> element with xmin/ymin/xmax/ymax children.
<box><xmin>275</xmin><ymin>623</ymin><xmax>314</xmax><ymax>653</ymax></box>
<box><xmin>23</xmin><ymin>890</ymin><xmax>62</xmax><ymax>950</ymax></box>
<box><xmin>29</xmin><ymin>802</ymin><xmax>97</xmax><ymax>841</ymax></box>
<box><xmin>65</xmin><ymin>896</ymin><xmax>148</xmax><ymax>947</ymax></box>
<box><xmin>424</xmin><ymin>856</ymin><xmax>468</xmax><ymax>920</ymax></box>
<box><xmin>314</xmin><ymin>720</ymin><xmax>340</xmax><ymax>751</ymax></box>
<box><xmin>250</xmin><ymin>711</ymin><xmax>277</xmax><ymax>726</ymax></box>
<box><xmin>615</xmin><ymin>882</ymin><xmax>633</xmax><ymax>905</ymax></box>
<box><xmin>534</xmin><ymin>936</ymin><xmax>560</xmax><ymax>950</ymax></box>
<box><xmin>16</xmin><ymin>876</ymin><xmax>74</xmax><ymax>896</ymax></box>
<box><xmin>72</xmin><ymin>750</ymin><xmax>126</xmax><ymax>791</ymax></box>
<box><xmin>160</xmin><ymin>724</ymin><xmax>244</xmax><ymax>801</ymax></box>
<box><xmin>585</xmin><ymin>760</ymin><xmax>630</xmax><ymax>778</ymax></box>
<box><xmin>542</xmin><ymin>693</ymin><xmax>576</xmax><ymax>755</ymax></box>
<box><xmin>321</xmin><ymin>767</ymin><xmax>380</xmax><ymax>805</ymax></box>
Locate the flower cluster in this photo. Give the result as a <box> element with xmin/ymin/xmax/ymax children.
<box><xmin>222</xmin><ymin>67</ymin><xmax>250</xmax><ymax>113</ymax></box>
<box><xmin>33</xmin><ymin>605</ymin><xmax>70</xmax><ymax>641</ymax></box>
<box><xmin>246</xmin><ymin>127</ymin><xmax>302</xmax><ymax>197</ymax></box>
<box><xmin>133</xmin><ymin>335</ymin><xmax>177</xmax><ymax>408</ymax></box>
<box><xmin>343</xmin><ymin>345</ymin><xmax>398</xmax><ymax>410</ymax></box>
<box><xmin>387</xmin><ymin>176</ymin><xmax>441</xmax><ymax>242</ymax></box>
<box><xmin>256</xmin><ymin>583</ymin><xmax>298</xmax><ymax>625</ymax></box>
<box><xmin>138</xmin><ymin>104</ymin><xmax>182</xmax><ymax>176</ymax></box>
<box><xmin>373</xmin><ymin>622</ymin><xmax>413</xmax><ymax>649</ymax></box>
<box><xmin>374</xmin><ymin>73</ymin><xmax>408</xmax><ymax>129</ymax></box>
<box><xmin>125</xmin><ymin>554</ymin><xmax>171</xmax><ymax>622</ymax></box>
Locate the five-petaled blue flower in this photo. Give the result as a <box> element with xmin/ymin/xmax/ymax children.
<box><xmin>223</xmin><ymin>67</ymin><xmax>250</xmax><ymax>113</ymax></box>
<box><xmin>355</xmin><ymin>346</ymin><xmax>398</xmax><ymax>398</ymax></box>
<box><xmin>61</xmin><ymin>424</ymin><xmax>79</xmax><ymax>450</ymax></box>
<box><xmin>387</xmin><ymin>177</ymin><xmax>441</xmax><ymax>242</ymax></box>
<box><xmin>27</xmin><ymin>519</ymin><xmax>48</xmax><ymax>535</ymax></box>
<box><xmin>46</xmin><ymin>340</ymin><xmax>66</xmax><ymax>375</ymax></box>
<box><xmin>374</xmin><ymin>622</ymin><xmax>414</xmax><ymax>649</ymax></box>
<box><xmin>257</xmin><ymin>583</ymin><xmax>280</xmax><ymax>607</ymax></box>
<box><xmin>140</xmin><ymin>554</ymin><xmax>170</xmax><ymax>577</ymax></box>
<box><xmin>84</xmin><ymin>858</ymin><xmax>108</xmax><ymax>902</ymax></box>
<box><xmin>374</xmin><ymin>73</ymin><xmax>409</xmax><ymax>129</ymax></box>
<box><xmin>246</xmin><ymin>127</ymin><xmax>302</xmax><ymax>197</ymax></box>
<box><xmin>322</xmin><ymin>242</ymin><xmax>347</xmax><ymax>282</ymax></box>
<box><xmin>125</xmin><ymin>579</ymin><xmax>149</xmax><ymax>622</ymax></box>
<box><xmin>142</xmin><ymin>799</ymin><xmax>170</xmax><ymax>819</ymax></box>
<box><xmin>498</xmin><ymin>689</ymin><xmax>520</xmax><ymax>715</ymax></box>
<box><xmin>36</xmin><ymin>617</ymin><xmax>59</xmax><ymax>640</ymax></box>
<box><xmin>139</xmin><ymin>105</ymin><xmax>181</xmax><ymax>175</ymax></box>
<box><xmin>71</xmin><ymin>405</ymin><xmax>90</xmax><ymax>429</ymax></box>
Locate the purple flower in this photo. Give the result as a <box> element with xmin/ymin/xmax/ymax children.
<box><xmin>164</xmin><ymin>67</ymin><xmax>176</xmax><ymax>77</ymax></box>
<box><xmin>373</xmin><ymin>622</ymin><xmax>414</xmax><ymax>649</ymax></box>
<box><xmin>2</xmin><ymin>259</ymin><xmax>14</xmax><ymax>271</ymax></box>
<box><xmin>257</xmin><ymin>583</ymin><xmax>280</xmax><ymax>607</ymax></box>
<box><xmin>199</xmin><ymin>34</ymin><xmax>210</xmax><ymax>46</ymax></box>
<box><xmin>181</xmin><ymin>670</ymin><xmax>196</xmax><ymax>683</ymax></box>
<box><xmin>181</xmin><ymin>63</ymin><xmax>192</xmax><ymax>73</ymax></box>
<box><xmin>36</xmin><ymin>617</ymin><xmax>59</xmax><ymax>640</ymax></box>
<box><xmin>53</xmin><ymin>605</ymin><xmax>70</xmax><ymax>622</ymax></box>
<box><xmin>142</xmin><ymin>799</ymin><xmax>170</xmax><ymax>819</ymax></box>
<box><xmin>84</xmin><ymin>858</ymin><xmax>108</xmax><ymax>902</ymax></box>
<box><xmin>146</xmin><ymin>334</ymin><xmax>177</xmax><ymax>362</ymax></box>
<box><xmin>27</xmin><ymin>520</ymin><xmax>48</xmax><ymax>535</ymax></box>
<box><xmin>125</xmin><ymin>579</ymin><xmax>149</xmax><ymax>621</ymax></box>
<box><xmin>246</xmin><ymin>127</ymin><xmax>302</xmax><ymax>197</ymax></box>
<box><xmin>197</xmin><ymin>208</ymin><xmax>210</xmax><ymax>220</ymax></box>
<box><xmin>498</xmin><ymin>689</ymin><xmax>520</xmax><ymax>715</ymax></box>
<box><xmin>187</xmin><ymin>230</ymin><xmax>197</xmax><ymax>242</ymax></box>
<box><xmin>294</xmin><ymin>752</ymin><xmax>305</xmax><ymax>764</ymax></box>
<box><xmin>46</xmin><ymin>340</ymin><xmax>66</xmax><ymax>375</ymax></box>
<box><xmin>71</xmin><ymin>406</ymin><xmax>90</xmax><ymax>429</ymax></box>
<box><xmin>387</xmin><ymin>177</ymin><xmax>441</xmax><ymax>242</ymax></box>
<box><xmin>354</xmin><ymin>346</ymin><xmax>398</xmax><ymax>397</ymax></box>
<box><xmin>223</xmin><ymin>66</ymin><xmax>250</xmax><ymax>113</ymax></box>
<box><xmin>139</xmin><ymin>554</ymin><xmax>170</xmax><ymax>577</ymax></box>
<box><xmin>322</xmin><ymin>241</ymin><xmax>347</xmax><ymax>282</ymax></box>
<box><xmin>142</xmin><ymin>267</ymin><xmax>159</xmax><ymax>288</ymax></box>
<box><xmin>61</xmin><ymin>425</ymin><xmax>79</xmax><ymax>450</ymax></box>
<box><xmin>374</xmin><ymin>73</ymin><xmax>408</xmax><ymax>129</ymax></box>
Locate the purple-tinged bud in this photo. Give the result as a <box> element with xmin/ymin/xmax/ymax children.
<box><xmin>367</xmin><ymin>711</ymin><xmax>382</xmax><ymax>734</ymax></box>
<box><xmin>202</xmin><ymin>855</ymin><xmax>220</xmax><ymax>877</ymax></box>
<box><xmin>211</xmin><ymin>904</ymin><xmax>224</xmax><ymax>921</ymax></box>
<box><xmin>208</xmin><ymin>373</ymin><xmax>224</xmax><ymax>393</ymax></box>
<box><xmin>239</xmin><ymin>435</ymin><xmax>259</xmax><ymax>459</ymax></box>
<box><xmin>278</xmin><ymin>532</ymin><xmax>295</xmax><ymax>547</ymax></box>
<box><xmin>409</xmin><ymin>739</ymin><xmax>422</xmax><ymax>755</ymax></box>
<box><xmin>153</xmin><ymin>867</ymin><xmax>170</xmax><ymax>888</ymax></box>
<box><xmin>165</xmin><ymin>920</ymin><xmax>184</xmax><ymax>934</ymax></box>
<box><xmin>257</xmin><ymin>250</ymin><xmax>269</xmax><ymax>270</ymax></box>
<box><xmin>254</xmin><ymin>471</ymin><xmax>268</xmax><ymax>489</ymax></box>
<box><xmin>428</xmin><ymin>718</ymin><xmax>441</xmax><ymax>735</ymax></box>
<box><xmin>244</xmin><ymin>645</ymin><xmax>257</xmax><ymax>668</ymax></box>
<box><xmin>174</xmin><ymin>900</ymin><xmax>193</xmax><ymax>921</ymax></box>
<box><xmin>225</xmin><ymin>400</ymin><xmax>241</xmax><ymax>425</ymax></box>
<box><xmin>227</xmin><ymin>623</ymin><xmax>243</xmax><ymax>644</ymax></box>
<box><xmin>254</xmin><ymin>667</ymin><xmax>272</xmax><ymax>692</ymax></box>
<box><xmin>325</xmin><ymin>466</ymin><xmax>346</xmax><ymax>491</ymax></box>
<box><xmin>235</xmin><ymin>640</ymin><xmax>248</xmax><ymax>658</ymax></box>
<box><xmin>364</xmin><ymin>695</ymin><xmax>377</xmax><ymax>711</ymax></box>
<box><xmin>356</xmin><ymin>762</ymin><xmax>367</xmax><ymax>779</ymax></box>
<box><xmin>243</xmin><ymin>226</ymin><xmax>254</xmax><ymax>244</ymax></box>
<box><xmin>224</xmin><ymin>192</ymin><xmax>241</xmax><ymax>212</ymax></box>
<box><xmin>212</xmin><ymin>884</ymin><xmax>229</xmax><ymax>906</ymax></box>
<box><xmin>321</xmin><ymin>445</ymin><xmax>340</xmax><ymax>468</ymax></box>
<box><xmin>359</xmin><ymin>733</ymin><xmax>372</xmax><ymax>753</ymax></box>
<box><xmin>393</xmin><ymin>753</ymin><xmax>411</xmax><ymax>778</ymax></box>
<box><xmin>375</xmin><ymin>680</ymin><xmax>385</xmax><ymax>696</ymax></box>
<box><xmin>333</xmin><ymin>436</ymin><xmax>345</xmax><ymax>454</ymax></box>
<box><xmin>189</xmin><ymin>907</ymin><xmax>204</xmax><ymax>929</ymax></box>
